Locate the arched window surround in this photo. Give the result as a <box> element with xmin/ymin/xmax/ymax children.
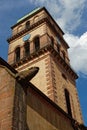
<box><xmin>17</xmin><ymin>25</ymin><xmax>23</xmax><ymax>33</ymax></box>
<box><xmin>34</xmin><ymin>15</ymin><xmax>39</xmax><ymax>23</ymax></box>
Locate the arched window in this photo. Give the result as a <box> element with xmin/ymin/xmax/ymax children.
<box><xmin>34</xmin><ymin>16</ymin><xmax>39</xmax><ymax>23</ymax></box>
<box><xmin>50</xmin><ymin>36</ymin><xmax>54</xmax><ymax>47</ymax></box>
<box><xmin>34</xmin><ymin>36</ymin><xmax>40</xmax><ymax>51</ymax></box>
<box><xmin>26</xmin><ymin>21</ymin><xmax>30</xmax><ymax>29</ymax></box>
<box><xmin>15</xmin><ymin>47</ymin><xmax>20</xmax><ymax>62</ymax></box>
<box><xmin>24</xmin><ymin>42</ymin><xmax>30</xmax><ymax>57</ymax></box>
<box><xmin>64</xmin><ymin>89</ymin><xmax>72</xmax><ymax>117</ymax></box>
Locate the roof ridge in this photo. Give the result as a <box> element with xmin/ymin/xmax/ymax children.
<box><xmin>17</xmin><ymin>7</ymin><xmax>41</xmax><ymax>23</ymax></box>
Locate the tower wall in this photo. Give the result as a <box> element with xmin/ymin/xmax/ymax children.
<box><xmin>46</xmin><ymin>25</ymin><xmax>70</xmax><ymax>65</ymax></box>
<box><xmin>16</xmin><ymin>52</ymin><xmax>52</xmax><ymax>98</ymax></box>
<box><xmin>7</xmin><ymin>7</ymin><xmax>83</xmax><ymax>125</ymax></box>
<box><xmin>50</xmin><ymin>55</ymin><xmax>83</xmax><ymax>123</ymax></box>
<box><xmin>8</xmin><ymin>23</ymin><xmax>47</xmax><ymax>65</ymax></box>
<box><xmin>16</xmin><ymin>50</ymin><xmax>83</xmax><ymax>124</ymax></box>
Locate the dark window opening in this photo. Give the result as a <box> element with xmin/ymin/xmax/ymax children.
<box><xmin>24</xmin><ymin>42</ymin><xmax>30</xmax><ymax>57</ymax></box>
<box><xmin>34</xmin><ymin>37</ymin><xmax>40</xmax><ymax>51</ymax></box>
<box><xmin>50</xmin><ymin>36</ymin><xmax>54</xmax><ymax>47</ymax></box>
<box><xmin>26</xmin><ymin>21</ymin><xmax>30</xmax><ymax>29</ymax></box>
<box><xmin>15</xmin><ymin>47</ymin><xmax>20</xmax><ymax>62</ymax></box>
<box><xmin>64</xmin><ymin>89</ymin><xmax>72</xmax><ymax>117</ymax></box>
<box><xmin>62</xmin><ymin>73</ymin><xmax>67</xmax><ymax>80</ymax></box>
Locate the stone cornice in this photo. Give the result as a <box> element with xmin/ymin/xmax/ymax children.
<box><xmin>11</xmin><ymin>7</ymin><xmax>64</xmax><ymax>35</ymax></box>
<box><xmin>7</xmin><ymin>17</ymin><xmax>69</xmax><ymax>49</ymax></box>
<box><xmin>7</xmin><ymin>18</ymin><xmax>47</xmax><ymax>43</ymax></box>
<box><xmin>10</xmin><ymin>44</ymin><xmax>78</xmax><ymax>80</ymax></box>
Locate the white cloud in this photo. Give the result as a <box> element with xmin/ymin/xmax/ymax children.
<box><xmin>64</xmin><ymin>32</ymin><xmax>87</xmax><ymax>76</ymax></box>
<box><xmin>29</xmin><ymin>0</ymin><xmax>86</xmax><ymax>32</ymax></box>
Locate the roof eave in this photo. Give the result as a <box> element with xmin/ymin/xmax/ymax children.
<box><xmin>11</xmin><ymin>7</ymin><xmax>64</xmax><ymax>35</ymax></box>
<box><xmin>0</xmin><ymin>57</ymin><xmax>17</xmax><ymax>74</ymax></box>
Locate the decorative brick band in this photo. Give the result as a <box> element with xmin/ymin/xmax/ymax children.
<box><xmin>45</xmin><ymin>55</ymin><xmax>58</xmax><ymax>104</ymax></box>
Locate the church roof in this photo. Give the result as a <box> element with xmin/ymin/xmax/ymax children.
<box><xmin>0</xmin><ymin>57</ymin><xmax>17</xmax><ymax>74</ymax></box>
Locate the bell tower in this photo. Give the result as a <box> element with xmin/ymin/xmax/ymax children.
<box><xmin>7</xmin><ymin>7</ymin><xmax>83</xmax><ymax>124</ymax></box>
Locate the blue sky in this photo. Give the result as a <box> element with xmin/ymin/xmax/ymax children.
<box><xmin>0</xmin><ymin>0</ymin><xmax>87</xmax><ymax>125</ymax></box>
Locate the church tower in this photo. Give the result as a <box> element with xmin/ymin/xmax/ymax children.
<box><xmin>7</xmin><ymin>7</ymin><xmax>83</xmax><ymax>124</ymax></box>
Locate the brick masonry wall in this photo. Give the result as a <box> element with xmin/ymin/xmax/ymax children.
<box><xmin>16</xmin><ymin>52</ymin><xmax>58</xmax><ymax>104</ymax></box>
<box><xmin>0</xmin><ymin>67</ymin><xmax>15</xmax><ymax>130</ymax></box>
<box><xmin>51</xmin><ymin>55</ymin><xmax>83</xmax><ymax>124</ymax></box>
<box><xmin>16</xmin><ymin>52</ymin><xmax>50</xmax><ymax>96</ymax></box>
<box><xmin>8</xmin><ymin>23</ymin><xmax>47</xmax><ymax>65</ymax></box>
<box><xmin>27</xmin><ymin>84</ymin><xmax>74</xmax><ymax>130</ymax></box>
<box><xmin>16</xmin><ymin>50</ymin><xmax>83</xmax><ymax>124</ymax></box>
<box><xmin>0</xmin><ymin>66</ymin><xmax>27</xmax><ymax>130</ymax></box>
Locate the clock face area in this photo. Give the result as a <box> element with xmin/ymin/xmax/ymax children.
<box><xmin>23</xmin><ymin>34</ymin><xmax>31</xmax><ymax>42</ymax></box>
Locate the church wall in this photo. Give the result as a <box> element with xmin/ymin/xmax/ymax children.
<box><xmin>27</xmin><ymin>84</ymin><xmax>74</xmax><ymax>130</ymax></box>
<box><xmin>0</xmin><ymin>67</ymin><xmax>15</xmax><ymax>130</ymax></box>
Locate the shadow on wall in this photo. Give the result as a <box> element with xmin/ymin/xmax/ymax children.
<box><xmin>26</xmin><ymin>83</ymin><xmax>73</xmax><ymax>130</ymax></box>
<box><xmin>26</xmin><ymin>124</ymin><xmax>30</xmax><ymax>130</ymax></box>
